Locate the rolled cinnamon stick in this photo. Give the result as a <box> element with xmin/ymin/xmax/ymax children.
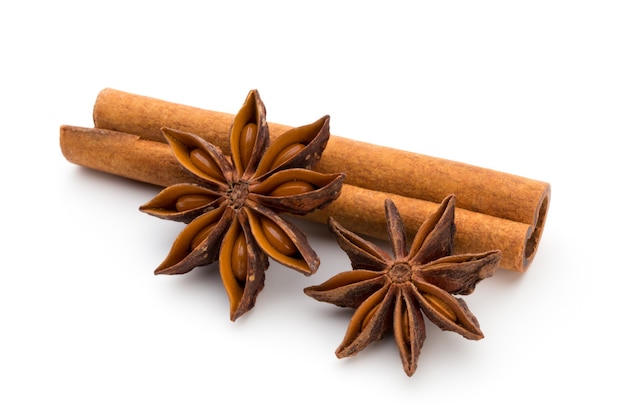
<box><xmin>92</xmin><ymin>88</ymin><xmax>550</xmax><ymax>227</ymax></box>
<box><xmin>92</xmin><ymin>89</ymin><xmax>550</xmax><ymax>269</ymax></box>
<box><xmin>60</xmin><ymin>125</ymin><xmax>536</xmax><ymax>271</ymax></box>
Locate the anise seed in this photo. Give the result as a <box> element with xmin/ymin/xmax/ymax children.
<box><xmin>269</xmin><ymin>180</ymin><xmax>315</xmax><ymax>197</ymax></box>
<box><xmin>190</xmin><ymin>224</ymin><xmax>216</xmax><ymax>250</ymax></box>
<box><xmin>239</xmin><ymin>123</ymin><xmax>257</xmax><ymax>169</ymax></box>
<box><xmin>270</xmin><ymin>143</ymin><xmax>306</xmax><ymax>170</ymax></box>
<box><xmin>422</xmin><ymin>293</ymin><xmax>457</xmax><ymax>323</ymax></box>
<box><xmin>361</xmin><ymin>305</ymin><xmax>380</xmax><ymax>331</ymax></box>
<box><xmin>260</xmin><ymin>217</ymin><xmax>297</xmax><ymax>256</ymax></box>
<box><xmin>189</xmin><ymin>148</ymin><xmax>223</xmax><ymax>179</ymax></box>
<box><xmin>175</xmin><ymin>194</ymin><xmax>213</xmax><ymax>212</ymax></box>
<box><xmin>231</xmin><ymin>232</ymin><xmax>248</xmax><ymax>282</ymax></box>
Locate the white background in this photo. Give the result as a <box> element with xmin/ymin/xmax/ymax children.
<box><xmin>1</xmin><ymin>1</ymin><xmax>624</xmax><ymax>415</ymax></box>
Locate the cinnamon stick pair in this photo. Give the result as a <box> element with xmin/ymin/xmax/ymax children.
<box><xmin>60</xmin><ymin>89</ymin><xmax>550</xmax><ymax>272</ymax></box>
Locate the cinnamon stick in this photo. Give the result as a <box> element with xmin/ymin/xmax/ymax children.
<box><xmin>92</xmin><ymin>88</ymin><xmax>550</xmax><ymax>227</ymax></box>
<box><xmin>60</xmin><ymin>125</ymin><xmax>536</xmax><ymax>271</ymax></box>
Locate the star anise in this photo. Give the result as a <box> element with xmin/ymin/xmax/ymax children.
<box><xmin>140</xmin><ymin>90</ymin><xmax>345</xmax><ymax>321</ymax></box>
<box><xmin>304</xmin><ymin>195</ymin><xmax>501</xmax><ymax>376</ymax></box>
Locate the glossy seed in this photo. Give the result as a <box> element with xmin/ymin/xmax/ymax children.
<box><xmin>361</xmin><ymin>305</ymin><xmax>380</xmax><ymax>331</ymax></box>
<box><xmin>270</xmin><ymin>143</ymin><xmax>306</xmax><ymax>170</ymax></box>
<box><xmin>239</xmin><ymin>123</ymin><xmax>257</xmax><ymax>170</ymax></box>
<box><xmin>401</xmin><ymin>309</ymin><xmax>411</xmax><ymax>342</ymax></box>
<box><xmin>231</xmin><ymin>232</ymin><xmax>248</xmax><ymax>282</ymax></box>
<box><xmin>189</xmin><ymin>148</ymin><xmax>223</xmax><ymax>180</ymax></box>
<box><xmin>423</xmin><ymin>293</ymin><xmax>457</xmax><ymax>322</ymax></box>
<box><xmin>175</xmin><ymin>194</ymin><xmax>213</xmax><ymax>212</ymax></box>
<box><xmin>260</xmin><ymin>217</ymin><xmax>297</xmax><ymax>256</ymax></box>
<box><xmin>190</xmin><ymin>224</ymin><xmax>216</xmax><ymax>250</ymax></box>
<box><xmin>269</xmin><ymin>180</ymin><xmax>315</xmax><ymax>197</ymax></box>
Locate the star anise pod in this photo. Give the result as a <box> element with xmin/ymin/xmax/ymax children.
<box><xmin>304</xmin><ymin>195</ymin><xmax>501</xmax><ymax>376</ymax></box>
<box><xmin>140</xmin><ymin>90</ymin><xmax>345</xmax><ymax>321</ymax></box>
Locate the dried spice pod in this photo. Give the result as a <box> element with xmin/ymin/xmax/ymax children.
<box><xmin>229</xmin><ymin>88</ymin><xmax>269</xmax><ymax>177</ymax></box>
<box><xmin>139</xmin><ymin>90</ymin><xmax>345</xmax><ymax>321</ymax></box>
<box><xmin>254</xmin><ymin>116</ymin><xmax>330</xmax><ymax>173</ymax></box>
<box><xmin>250</xmin><ymin>169</ymin><xmax>344</xmax><ymax>214</ymax></box>
<box><xmin>140</xmin><ymin>183</ymin><xmax>221</xmax><ymax>222</ymax></box>
<box><xmin>304</xmin><ymin>196</ymin><xmax>501</xmax><ymax>376</ymax></box>
<box><xmin>153</xmin><ymin>205</ymin><xmax>230</xmax><ymax>273</ymax></box>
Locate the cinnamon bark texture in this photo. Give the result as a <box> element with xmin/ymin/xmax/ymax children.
<box><xmin>60</xmin><ymin>125</ymin><xmax>539</xmax><ymax>271</ymax></box>
<box><xmin>92</xmin><ymin>89</ymin><xmax>550</xmax><ymax>271</ymax></box>
<box><xmin>93</xmin><ymin>89</ymin><xmax>550</xmax><ymax>224</ymax></box>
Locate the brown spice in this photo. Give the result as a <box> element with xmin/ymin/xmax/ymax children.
<box><xmin>136</xmin><ymin>90</ymin><xmax>345</xmax><ymax>320</ymax></box>
<box><xmin>304</xmin><ymin>196</ymin><xmax>501</xmax><ymax>376</ymax></box>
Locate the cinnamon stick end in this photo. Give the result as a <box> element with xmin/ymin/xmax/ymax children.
<box><xmin>520</xmin><ymin>184</ymin><xmax>551</xmax><ymax>271</ymax></box>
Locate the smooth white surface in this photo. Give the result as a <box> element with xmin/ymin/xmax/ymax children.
<box><xmin>1</xmin><ymin>1</ymin><xmax>624</xmax><ymax>415</ymax></box>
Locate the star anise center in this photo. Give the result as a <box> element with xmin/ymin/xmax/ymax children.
<box><xmin>226</xmin><ymin>180</ymin><xmax>250</xmax><ymax>210</ymax></box>
<box><xmin>387</xmin><ymin>262</ymin><xmax>412</xmax><ymax>284</ymax></box>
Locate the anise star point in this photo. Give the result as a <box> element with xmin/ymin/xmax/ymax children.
<box><xmin>304</xmin><ymin>196</ymin><xmax>501</xmax><ymax>376</ymax></box>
